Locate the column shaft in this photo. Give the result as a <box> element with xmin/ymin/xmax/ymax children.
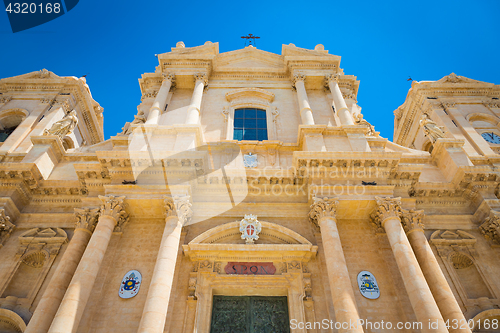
<box><xmin>146</xmin><ymin>78</ymin><xmax>173</xmax><ymax>125</ymax></box>
<box><xmin>408</xmin><ymin>230</ymin><xmax>471</xmax><ymax>333</ymax></box>
<box><xmin>186</xmin><ymin>78</ymin><xmax>205</xmax><ymax>125</ymax></box>
<box><xmin>48</xmin><ymin>215</ymin><xmax>116</xmax><ymax>333</ymax></box>
<box><xmin>383</xmin><ymin>217</ymin><xmax>448</xmax><ymax>333</ymax></box>
<box><xmin>328</xmin><ymin>79</ymin><xmax>354</xmax><ymax>126</ymax></box>
<box><xmin>137</xmin><ymin>216</ymin><xmax>182</xmax><ymax>333</ymax></box>
<box><xmin>26</xmin><ymin>229</ymin><xmax>92</xmax><ymax>333</ymax></box>
<box><xmin>294</xmin><ymin>80</ymin><xmax>315</xmax><ymax>125</ymax></box>
<box><xmin>319</xmin><ymin>216</ymin><xmax>363</xmax><ymax>333</ymax></box>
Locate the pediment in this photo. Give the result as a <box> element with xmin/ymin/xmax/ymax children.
<box><xmin>215</xmin><ymin>47</ymin><xmax>285</xmax><ymax>71</ymax></box>
<box><xmin>189</xmin><ymin>221</ymin><xmax>311</xmax><ymax>245</ymax></box>
<box><xmin>436</xmin><ymin>73</ymin><xmax>485</xmax><ymax>84</ymax></box>
<box><xmin>430</xmin><ymin>229</ymin><xmax>476</xmax><ymax>245</ymax></box>
<box><xmin>183</xmin><ymin>221</ymin><xmax>317</xmax><ymax>261</ymax></box>
<box><xmin>18</xmin><ymin>227</ymin><xmax>67</xmax><ymax>244</ymax></box>
<box><xmin>8</xmin><ymin>69</ymin><xmax>61</xmax><ymax>80</ymax></box>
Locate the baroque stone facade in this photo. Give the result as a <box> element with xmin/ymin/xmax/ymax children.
<box><xmin>0</xmin><ymin>41</ymin><xmax>499</xmax><ymax>333</ymax></box>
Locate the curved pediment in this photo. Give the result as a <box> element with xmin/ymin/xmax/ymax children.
<box><xmin>189</xmin><ymin>221</ymin><xmax>311</xmax><ymax>245</ymax></box>
<box><xmin>183</xmin><ymin>221</ymin><xmax>317</xmax><ymax>262</ymax></box>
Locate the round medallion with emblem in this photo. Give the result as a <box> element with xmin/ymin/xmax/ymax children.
<box><xmin>481</xmin><ymin>132</ymin><xmax>500</xmax><ymax>144</ymax></box>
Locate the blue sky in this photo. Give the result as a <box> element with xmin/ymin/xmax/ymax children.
<box><xmin>1</xmin><ymin>0</ymin><xmax>499</xmax><ymax>141</ymax></box>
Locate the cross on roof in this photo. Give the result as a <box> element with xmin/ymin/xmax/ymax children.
<box><xmin>241</xmin><ymin>34</ymin><xmax>260</xmax><ymax>46</ymax></box>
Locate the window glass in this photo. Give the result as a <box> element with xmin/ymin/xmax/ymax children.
<box><xmin>233</xmin><ymin>108</ymin><xmax>268</xmax><ymax>141</ymax></box>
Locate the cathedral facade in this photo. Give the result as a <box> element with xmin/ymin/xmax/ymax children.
<box><xmin>0</xmin><ymin>41</ymin><xmax>499</xmax><ymax>333</ymax></box>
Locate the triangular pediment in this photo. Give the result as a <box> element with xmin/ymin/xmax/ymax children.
<box><xmin>215</xmin><ymin>47</ymin><xmax>285</xmax><ymax>72</ymax></box>
<box><xmin>7</xmin><ymin>69</ymin><xmax>61</xmax><ymax>80</ymax></box>
<box><xmin>436</xmin><ymin>73</ymin><xmax>485</xmax><ymax>84</ymax></box>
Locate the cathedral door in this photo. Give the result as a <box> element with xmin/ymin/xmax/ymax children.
<box><xmin>210</xmin><ymin>296</ymin><xmax>290</xmax><ymax>333</ymax></box>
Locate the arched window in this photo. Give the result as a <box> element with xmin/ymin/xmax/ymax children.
<box><xmin>0</xmin><ymin>109</ymin><xmax>27</xmax><ymax>143</ymax></box>
<box><xmin>233</xmin><ymin>108</ymin><xmax>268</xmax><ymax>141</ymax></box>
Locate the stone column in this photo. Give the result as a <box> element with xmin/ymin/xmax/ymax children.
<box><xmin>326</xmin><ymin>74</ymin><xmax>355</xmax><ymax>126</ymax></box>
<box><xmin>401</xmin><ymin>210</ymin><xmax>470</xmax><ymax>333</ymax></box>
<box><xmin>26</xmin><ymin>208</ymin><xmax>99</xmax><ymax>333</ymax></box>
<box><xmin>146</xmin><ymin>73</ymin><xmax>175</xmax><ymax>125</ymax></box>
<box><xmin>309</xmin><ymin>198</ymin><xmax>363</xmax><ymax>333</ymax></box>
<box><xmin>292</xmin><ymin>74</ymin><xmax>315</xmax><ymax>125</ymax></box>
<box><xmin>0</xmin><ymin>209</ymin><xmax>14</xmax><ymax>248</ymax></box>
<box><xmin>371</xmin><ymin>197</ymin><xmax>448</xmax><ymax>333</ymax></box>
<box><xmin>138</xmin><ymin>195</ymin><xmax>192</xmax><ymax>333</ymax></box>
<box><xmin>185</xmin><ymin>73</ymin><xmax>207</xmax><ymax>125</ymax></box>
<box><xmin>48</xmin><ymin>196</ymin><xmax>128</xmax><ymax>333</ymax></box>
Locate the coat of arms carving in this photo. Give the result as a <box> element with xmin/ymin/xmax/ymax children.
<box><xmin>239</xmin><ymin>214</ymin><xmax>262</xmax><ymax>244</ymax></box>
<box><xmin>243</xmin><ymin>153</ymin><xmax>258</xmax><ymax>168</ymax></box>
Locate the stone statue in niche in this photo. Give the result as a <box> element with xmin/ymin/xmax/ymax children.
<box><xmin>44</xmin><ymin>110</ymin><xmax>78</xmax><ymax>138</ymax></box>
<box><xmin>420</xmin><ymin>113</ymin><xmax>445</xmax><ymax>143</ymax></box>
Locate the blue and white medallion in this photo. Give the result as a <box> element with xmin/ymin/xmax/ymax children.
<box><xmin>119</xmin><ymin>270</ymin><xmax>142</xmax><ymax>299</ymax></box>
<box><xmin>357</xmin><ymin>271</ymin><xmax>380</xmax><ymax>299</ymax></box>
<box><xmin>243</xmin><ymin>153</ymin><xmax>258</xmax><ymax>168</ymax></box>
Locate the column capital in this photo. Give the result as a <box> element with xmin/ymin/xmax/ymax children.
<box><xmin>325</xmin><ymin>74</ymin><xmax>340</xmax><ymax>86</ymax></box>
<box><xmin>308</xmin><ymin>197</ymin><xmax>338</xmax><ymax>228</ymax></box>
<box><xmin>74</xmin><ymin>208</ymin><xmax>100</xmax><ymax>234</ymax></box>
<box><xmin>0</xmin><ymin>96</ymin><xmax>12</xmax><ymax>104</ymax></box>
<box><xmin>162</xmin><ymin>72</ymin><xmax>176</xmax><ymax>82</ymax></box>
<box><xmin>401</xmin><ymin>209</ymin><xmax>425</xmax><ymax>234</ymax></box>
<box><xmin>0</xmin><ymin>209</ymin><xmax>14</xmax><ymax>245</ymax></box>
<box><xmin>370</xmin><ymin>197</ymin><xmax>402</xmax><ymax>228</ymax></box>
<box><xmin>480</xmin><ymin>211</ymin><xmax>500</xmax><ymax>244</ymax></box>
<box><xmin>194</xmin><ymin>73</ymin><xmax>208</xmax><ymax>86</ymax></box>
<box><xmin>291</xmin><ymin>74</ymin><xmax>306</xmax><ymax>89</ymax></box>
<box><xmin>98</xmin><ymin>195</ymin><xmax>129</xmax><ymax>231</ymax></box>
<box><xmin>164</xmin><ymin>195</ymin><xmax>193</xmax><ymax>225</ymax></box>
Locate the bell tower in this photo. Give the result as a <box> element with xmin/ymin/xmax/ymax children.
<box><xmin>0</xmin><ymin>69</ymin><xmax>104</xmax><ymax>155</ymax></box>
<box><xmin>393</xmin><ymin>73</ymin><xmax>500</xmax><ymax>157</ymax></box>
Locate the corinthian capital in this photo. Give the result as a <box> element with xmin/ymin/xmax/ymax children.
<box><xmin>194</xmin><ymin>73</ymin><xmax>208</xmax><ymax>86</ymax></box>
<box><xmin>98</xmin><ymin>195</ymin><xmax>129</xmax><ymax>231</ymax></box>
<box><xmin>74</xmin><ymin>208</ymin><xmax>100</xmax><ymax>233</ymax></box>
<box><xmin>0</xmin><ymin>209</ymin><xmax>14</xmax><ymax>246</ymax></box>
<box><xmin>370</xmin><ymin>197</ymin><xmax>402</xmax><ymax>229</ymax></box>
<box><xmin>325</xmin><ymin>74</ymin><xmax>340</xmax><ymax>84</ymax></box>
<box><xmin>400</xmin><ymin>209</ymin><xmax>425</xmax><ymax>234</ymax></box>
<box><xmin>480</xmin><ymin>211</ymin><xmax>500</xmax><ymax>244</ymax></box>
<box><xmin>309</xmin><ymin>197</ymin><xmax>338</xmax><ymax>228</ymax></box>
<box><xmin>164</xmin><ymin>195</ymin><xmax>193</xmax><ymax>226</ymax></box>
<box><xmin>162</xmin><ymin>72</ymin><xmax>176</xmax><ymax>82</ymax></box>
